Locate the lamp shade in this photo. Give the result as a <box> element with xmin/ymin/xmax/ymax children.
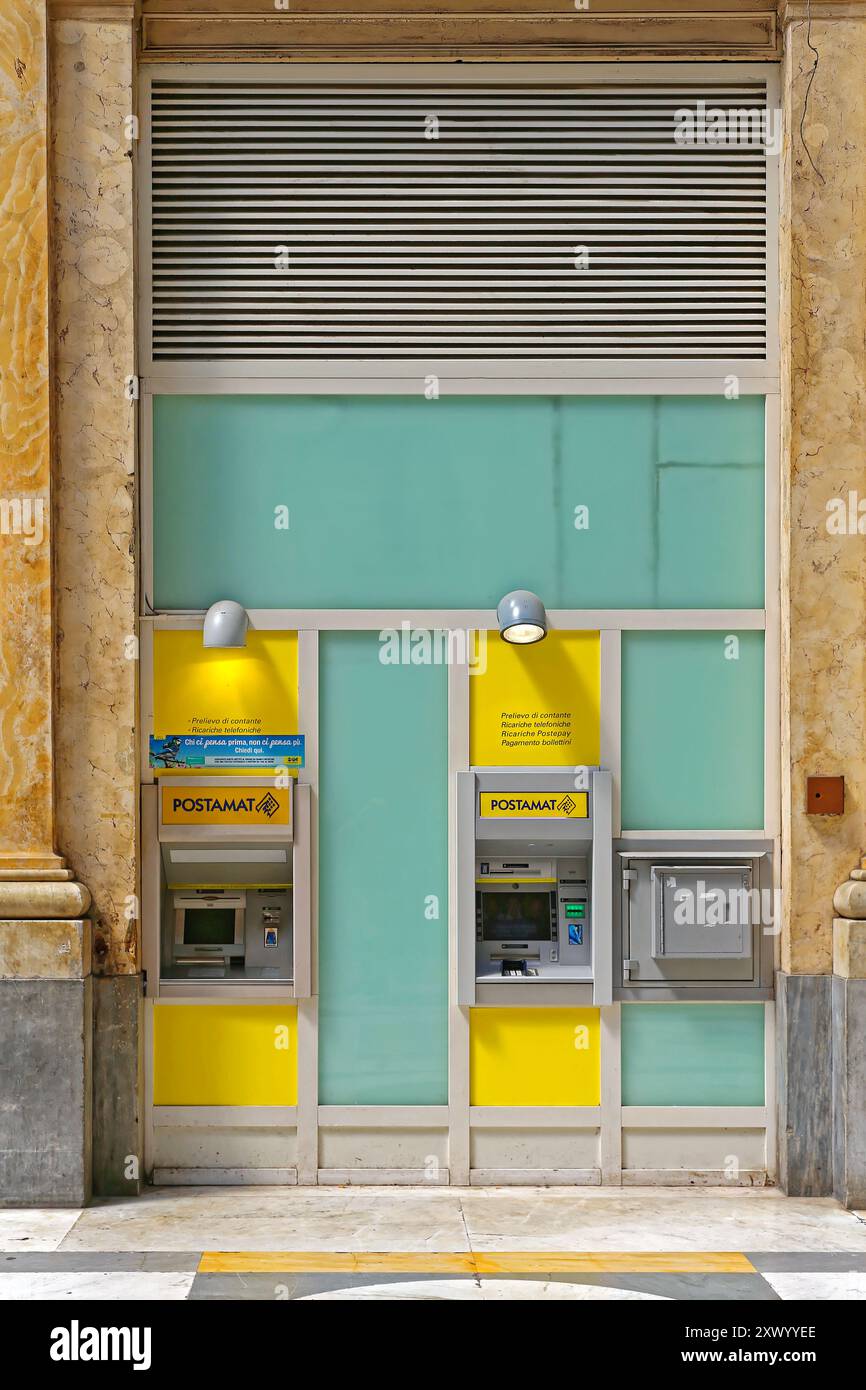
<box><xmin>496</xmin><ymin>589</ymin><xmax>547</xmax><ymax>644</ymax></box>
<box><xmin>203</xmin><ymin>600</ymin><xmax>248</xmax><ymax>648</ymax></box>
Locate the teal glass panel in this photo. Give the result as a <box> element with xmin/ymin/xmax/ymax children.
<box><xmin>657</xmin><ymin>465</ymin><xmax>764</xmax><ymax>608</ymax></box>
<box><xmin>556</xmin><ymin>397</ymin><xmax>657</xmax><ymax>608</ymax></box>
<box><xmin>621</xmin><ymin>631</ymin><xmax>764</xmax><ymax>830</ymax></box>
<box><xmin>152</xmin><ymin>395</ymin><xmax>765</xmax><ymax>610</ymax></box>
<box><xmin>655</xmin><ymin>395</ymin><xmax>765</xmax><ymax>608</ymax></box>
<box><xmin>657</xmin><ymin>395</ymin><xmax>765</xmax><ymax>467</ymax></box>
<box><xmin>318</xmin><ymin>632</ymin><xmax>448</xmax><ymax>1103</ymax></box>
<box><xmin>621</xmin><ymin>1004</ymin><xmax>765</xmax><ymax>1106</ymax></box>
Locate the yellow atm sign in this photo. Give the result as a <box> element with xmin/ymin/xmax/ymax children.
<box><xmin>161</xmin><ymin>786</ymin><xmax>291</xmax><ymax>827</ymax></box>
<box><xmin>479</xmin><ymin>791</ymin><xmax>588</xmax><ymax>820</ymax></box>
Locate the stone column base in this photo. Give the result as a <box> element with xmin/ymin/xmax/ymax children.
<box><xmin>0</xmin><ymin>919</ymin><xmax>92</xmax><ymax>1206</ymax></box>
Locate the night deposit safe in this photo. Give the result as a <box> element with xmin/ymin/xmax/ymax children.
<box><xmin>616</xmin><ymin>845</ymin><xmax>775</xmax><ymax>998</ymax></box>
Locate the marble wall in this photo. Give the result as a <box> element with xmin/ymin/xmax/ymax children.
<box><xmin>50</xmin><ymin>16</ymin><xmax>138</xmax><ymax>974</ymax></box>
<box><xmin>780</xmin><ymin>13</ymin><xmax>866</xmax><ymax>975</ymax></box>
<box><xmin>0</xmin><ymin>0</ymin><xmax>59</xmax><ymax>872</ymax></box>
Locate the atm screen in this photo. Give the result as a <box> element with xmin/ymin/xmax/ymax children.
<box><xmin>480</xmin><ymin>891</ymin><xmax>553</xmax><ymax>943</ymax></box>
<box><xmin>183</xmin><ymin>908</ymin><xmax>236</xmax><ymax>946</ymax></box>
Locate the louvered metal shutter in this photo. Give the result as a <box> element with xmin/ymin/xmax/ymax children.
<box><xmin>147</xmin><ymin>79</ymin><xmax>770</xmax><ymax>362</ymax></box>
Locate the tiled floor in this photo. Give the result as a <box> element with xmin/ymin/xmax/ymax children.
<box><xmin>2</xmin><ymin>1186</ymin><xmax>865</xmax><ymax>1300</ymax></box>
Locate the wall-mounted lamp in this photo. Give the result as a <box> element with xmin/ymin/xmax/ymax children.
<box><xmin>497</xmin><ymin>589</ymin><xmax>547</xmax><ymax>645</ymax></box>
<box><xmin>203</xmin><ymin>599</ymin><xmax>248</xmax><ymax>649</ymax></box>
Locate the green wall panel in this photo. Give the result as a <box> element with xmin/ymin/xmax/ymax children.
<box><xmin>621</xmin><ymin>1004</ymin><xmax>765</xmax><ymax>1106</ymax></box>
<box><xmin>657</xmin><ymin>466</ymin><xmax>764</xmax><ymax>609</ymax></box>
<box><xmin>621</xmin><ymin>630</ymin><xmax>764</xmax><ymax>830</ymax></box>
<box><xmin>657</xmin><ymin>396</ymin><xmax>766</xmax><ymax>466</ymax></box>
<box><xmin>152</xmin><ymin>395</ymin><xmax>764</xmax><ymax>610</ymax></box>
<box><xmin>318</xmin><ymin>632</ymin><xmax>448</xmax><ymax>1104</ymax></box>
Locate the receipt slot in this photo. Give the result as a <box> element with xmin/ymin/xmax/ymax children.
<box><xmin>142</xmin><ymin>776</ymin><xmax>312</xmax><ymax>998</ymax></box>
<box><xmin>457</xmin><ymin>769</ymin><xmax>613</xmax><ymax>1006</ymax></box>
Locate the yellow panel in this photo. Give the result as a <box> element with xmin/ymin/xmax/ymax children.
<box><xmin>153</xmin><ymin>1005</ymin><xmax>297</xmax><ymax>1106</ymax></box>
<box><xmin>470</xmin><ymin>1007</ymin><xmax>600</xmax><ymax>1106</ymax></box>
<box><xmin>469</xmin><ymin>630</ymin><xmax>600</xmax><ymax>767</ymax></box>
<box><xmin>153</xmin><ymin>630</ymin><xmax>298</xmax><ymax>742</ymax></box>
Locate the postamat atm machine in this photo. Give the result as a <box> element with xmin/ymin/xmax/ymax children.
<box><xmin>142</xmin><ymin>776</ymin><xmax>311</xmax><ymax>998</ymax></box>
<box><xmin>457</xmin><ymin>769</ymin><xmax>613</xmax><ymax>1006</ymax></box>
<box><xmin>457</xmin><ymin>768</ymin><xmax>774</xmax><ymax>1005</ymax></box>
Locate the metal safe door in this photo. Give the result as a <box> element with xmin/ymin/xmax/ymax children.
<box><xmin>652</xmin><ymin>865</ymin><xmax>752</xmax><ymax>960</ymax></box>
<box><xmin>623</xmin><ymin>858</ymin><xmax>757</xmax><ymax>986</ymax></box>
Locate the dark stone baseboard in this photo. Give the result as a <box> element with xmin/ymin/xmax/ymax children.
<box><xmin>832</xmin><ymin>976</ymin><xmax>866</xmax><ymax>1208</ymax></box>
<box><xmin>0</xmin><ymin>978</ymin><xmax>92</xmax><ymax>1207</ymax></box>
<box><xmin>92</xmin><ymin>974</ymin><xmax>143</xmax><ymax>1197</ymax></box>
<box><xmin>776</xmin><ymin>972</ymin><xmax>833</xmax><ymax>1196</ymax></box>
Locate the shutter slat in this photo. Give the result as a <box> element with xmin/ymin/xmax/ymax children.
<box><xmin>149</xmin><ymin>79</ymin><xmax>769</xmax><ymax>362</ymax></box>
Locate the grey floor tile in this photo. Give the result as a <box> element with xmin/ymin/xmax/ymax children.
<box><xmin>532</xmin><ymin>1272</ymin><xmax>780</xmax><ymax>1300</ymax></box>
<box><xmin>188</xmin><ymin>1271</ymin><xmax>472</xmax><ymax>1300</ymax></box>
<box><xmin>188</xmin><ymin>1269</ymin><xmax>780</xmax><ymax>1301</ymax></box>
<box><xmin>746</xmin><ymin>1251</ymin><xmax>866</xmax><ymax>1273</ymax></box>
<box><xmin>0</xmin><ymin>1251</ymin><xmax>200</xmax><ymax>1273</ymax></box>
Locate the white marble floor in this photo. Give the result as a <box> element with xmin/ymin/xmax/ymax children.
<box><xmin>44</xmin><ymin>1185</ymin><xmax>866</xmax><ymax>1255</ymax></box>
<box><xmin>760</xmin><ymin>1272</ymin><xmax>866</xmax><ymax>1301</ymax></box>
<box><xmin>0</xmin><ymin>1208</ymin><xmax>82</xmax><ymax>1253</ymax></box>
<box><xmin>2</xmin><ymin>1187</ymin><xmax>865</xmax><ymax>1300</ymax></box>
<box><xmin>0</xmin><ymin>1272</ymin><xmax>195</xmax><ymax>1301</ymax></box>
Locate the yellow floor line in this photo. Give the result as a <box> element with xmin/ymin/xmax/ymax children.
<box><xmin>199</xmin><ymin>1251</ymin><xmax>755</xmax><ymax>1275</ymax></box>
<box><xmin>199</xmin><ymin>1252</ymin><xmax>478</xmax><ymax>1274</ymax></box>
<box><xmin>473</xmin><ymin>1252</ymin><xmax>755</xmax><ymax>1274</ymax></box>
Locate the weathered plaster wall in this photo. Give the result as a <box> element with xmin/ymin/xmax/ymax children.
<box><xmin>50</xmin><ymin>16</ymin><xmax>137</xmax><ymax>973</ymax></box>
<box><xmin>0</xmin><ymin>0</ymin><xmax>60</xmax><ymax>872</ymax></box>
<box><xmin>780</xmin><ymin>15</ymin><xmax>866</xmax><ymax>974</ymax></box>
